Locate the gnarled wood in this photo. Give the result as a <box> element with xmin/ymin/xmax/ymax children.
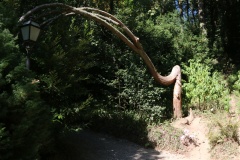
<box><xmin>19</xmin><ymin>3</ymin><xmax>182</xmax><ymax>118</ymax></box>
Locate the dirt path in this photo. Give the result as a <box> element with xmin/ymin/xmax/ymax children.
<box><xmin>60</xmin><ymin>115</ymin><xmax>213</xmax><ymax>160</ymax></box>
<box><xmin>172</xmin><ymin>117</ymin><xmax>211</xmax><ymax>160</ymax></box>
<box><xmin>61</xmin><ymin>117</ymin><xmax>214</xmax><ymax>160</ymax></box>
<box><xmin>60</xmin><ymin>112</ymin><xmax>218</xmax><ymax>160</ymax></box>
<box><xmin>61</xmin><ymin>130</ymin><xmax>190</xmax><ymax>160</ymax></box>
<box><xmin>60</xmin><ymin>95</ymin><xmax>240</xmax><ymax>160</ymax></box>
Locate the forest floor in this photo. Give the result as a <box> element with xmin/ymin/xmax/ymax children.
<box><xmin>166</xmin><ymin>94</ymin><xmax>240</xmax><ymax>160</ymax></box>
<box><xmin>171</xmin><ymin>116</ymin><xmax>211</xmax><ymax>160</ymax></box>
<box><xmin>60</xmin><ymin>95</ymin><xmax>240</xmax><ymax>160</ymax></box>
<box><xmin>169</xmin><ymin>94</ymin><xmax>240</xmax><ymax>160</ymax></box>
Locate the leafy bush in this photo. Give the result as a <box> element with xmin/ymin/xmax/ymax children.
<box><xmin>230</xmin><ymin>70</ymin><xmax>240</xmax><ymax>95</ymax></box>
<box><xmin>104</xmin><ymin>63</ymin><xmax>167</xmax><ymax>123</ymax></box>
<box><xmin>183</xmin><ymin>60</ymin><xmax>230</xmax><ymax>111</ymax></box>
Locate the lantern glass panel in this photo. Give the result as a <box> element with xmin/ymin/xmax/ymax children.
<box><xmin>21</xmin><ymin>25</ymin><xmax>30</xmax><ymax>41</ymax></box>
<box><xmin>30</xmin><ymin>26</ymin><xmax>40</xmax><ymax>41</ymax></box>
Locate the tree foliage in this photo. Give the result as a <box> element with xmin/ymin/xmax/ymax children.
<box><xmin>0</xmin><ymin>22</ymin><xmax>53</xmax><ymax>160</ymax></box>
<box><xmin>0</xmin><ymin>0</ymin><xmax>239</xmax><ymax>159</ymax></box>
<box><xmin>183</xmin><ymin>60</ymin><xmax>230</xmax><ymax>111</ymax></box>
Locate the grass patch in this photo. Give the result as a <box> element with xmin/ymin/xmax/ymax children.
<box><xmin>210</xmin><ymin>140</ymin><xmax>239</xmax><ymax>160</ymax></box>
<box><xmin>207</xmin><ymin>110</ymin><xmax>240</xmax><ymax>159</ymax></box>
<box><xmin>147</xmin><ymin>122</ymin><xmax>185</xmax><ymax>152</ymax></box>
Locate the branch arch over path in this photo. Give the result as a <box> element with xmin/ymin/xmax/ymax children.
<box><xmin>19</xmin><ymin>3</ymin><xmax>182</xmax><ymax>118</ymax></box>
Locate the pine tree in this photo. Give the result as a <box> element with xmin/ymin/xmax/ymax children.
<box><xmin>0</xmin><ymin>21</ymin><xmax>52</xmax><ymax>160</ymax></box>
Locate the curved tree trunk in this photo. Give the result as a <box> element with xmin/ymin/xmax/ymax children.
<box><xmin>19</xmin><ymin>3</ymin><xmax>182</xmax><ymax>118</ymax></box>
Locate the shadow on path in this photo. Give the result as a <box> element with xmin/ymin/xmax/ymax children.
<box><xmin>59</xmin><ymin>130</ymin><xmax>165</xmax><ymax>160</ymax></box>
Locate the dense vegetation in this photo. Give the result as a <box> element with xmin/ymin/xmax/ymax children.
<box><xmin>0</xmin><ymin>0</ymin><xmax>240</xmax><ymax>159</ymax></box>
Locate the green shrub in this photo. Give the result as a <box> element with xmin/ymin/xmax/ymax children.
<box><xmin>230</xmin><ymin>70</ymin><xmax>240</xmax><ymax>96</ymax></box>
<box><xmin>183</xmin><ymin>60</ymin><xmax>230</xmax><ymax>111</ymax></box>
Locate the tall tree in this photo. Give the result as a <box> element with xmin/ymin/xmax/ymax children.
<box><xmin>197</xmin><ymin>0</ymin><xmax>206</xmax><ymax>35</ymax></box>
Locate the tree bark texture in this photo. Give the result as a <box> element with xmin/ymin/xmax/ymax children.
<box><xmin>178</xmin><ymin>0</ymin><xmax>183</xmax><ymax>17</ymax></box>
<box><xmin>19</xmin><ymin>3</ymin><xmax>182</xmax><ymax>118</ymax></box>
<box><xmin>198</xmin><ymin>0</ymin><xmax>207</xmax><ymax>35</ymax></box>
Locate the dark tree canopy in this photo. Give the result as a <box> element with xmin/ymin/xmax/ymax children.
<box><xmin>0</xmin><ymin>0</ymin><xmax>238</xmax><ymax>159</ymax></box>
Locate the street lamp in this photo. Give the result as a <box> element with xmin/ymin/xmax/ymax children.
<box><xmin>20</xmin><ymin>19</ymin><xmax>41</xmax><ymax>69</ymax></box>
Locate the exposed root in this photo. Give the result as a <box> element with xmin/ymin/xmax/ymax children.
<box><xmin>181</xmin><ymin>108</ymin><xmax>195</xmax><ymax>125</ymax></box>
